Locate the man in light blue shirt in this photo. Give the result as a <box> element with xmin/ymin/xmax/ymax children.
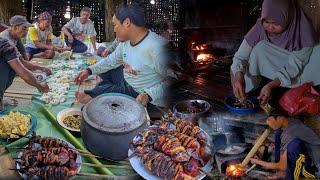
<box><xmin>75</xmin><ymin>3</ymin><xmax>169</xmax><ymax>107</ymax></box>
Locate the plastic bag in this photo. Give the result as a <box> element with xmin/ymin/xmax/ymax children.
<box><xmin>279</xmin><ymin>83</ymin><xmax>320</xmax><ymax>116</ymax></box>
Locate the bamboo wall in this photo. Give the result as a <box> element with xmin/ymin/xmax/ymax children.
<box><xmin>299</xmin><ymin>0</ymin><xmax>320</xmax><ymax>38</ymax></box>
<box><xmin>0</xmin><ymin>0</ymin><xmax>23</xmax><ymax>24</ymax></box>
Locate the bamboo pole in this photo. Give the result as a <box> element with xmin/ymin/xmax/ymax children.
<box><xmin>80</xmin><ymin>162</ymin><xmax>132</xmax><ymax>169</ymax></box>
<box><xmin>240</xmin><ymin>128</ymin><xmax>271</xmax><ymax>167</ymax></box>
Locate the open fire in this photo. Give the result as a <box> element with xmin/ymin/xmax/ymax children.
<box><xmin>195</xmin><ymin>53</ymin><xmax>214</xmax><ymax>64</ymax></box>
<box><xmin>190</xmin><ymin>42</ymin><xmax>215</xmax><ymax>65</ymax></box>
<box><xmin>226</xmin><ymin>164</ymin><xmax>244</xmax><ymax>177</ymax></box>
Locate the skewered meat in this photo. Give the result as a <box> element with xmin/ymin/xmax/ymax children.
<box><xmin>16</xmin><ymin>135</ymin><xmax>80</xmax><ymax>179</ymax></box>
<box><xmin>134</xmin><ymin>146</ymin><xmax>195</xmax><ymax>180</ymax></box>
<box><xmin>29</xmin><ymin>135</ymin><xmax>69</xmax><ymax>148</ymax></box>
<box><xmin>183</xmin><ymin>158</ymin><xmax>201</xmax><ymax>177</ymax></box>
<box><xmin>20</xmin><ymin>147</ymin><xmax>77</xmax><ymax>167</ymax></box>
<box><xmin>154</xmin><ymin>134</ymin><xmax>190</xmax><ymax>162</ymax></box>
<box><xmin>161</xmin><ymin>115</ymin><xmax>208</xmax><ymax>144</ymax></box>
<box><xmin>133</xmin><ymin>126</ymin><xmax>211</xmax><ymax>164</ymax></box>
<box><xmin>132</xmin><ymin>130</ymin><xmax>190</xmax><ymax>162</ymax></box>
<box><xmin>24</xmin><ymin>166</ymin><xmax>76</xmax><ymax>180</ymax></box>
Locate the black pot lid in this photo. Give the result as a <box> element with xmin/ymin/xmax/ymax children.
<box><xmin>82</xmin><ymin>93</ymin><xmax>147</xmax><ymax>133</ymax></box>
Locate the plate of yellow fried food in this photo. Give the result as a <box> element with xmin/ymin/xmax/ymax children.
<box><xmin>87</xmin><ymin>56</ymin><xmax>97</xmax><ymax>65</ymax></box>
<box><xmin>57</xmin><ymin>108</ymin><xmax>82</xmax><ymax>132</ymax></box>
<box><xmin>0</xmin><ymin>111</ymin><xmax>37</xmax><ymax>141</ymax></box>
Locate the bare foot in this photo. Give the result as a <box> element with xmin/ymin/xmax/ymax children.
<box><xmin>75</xmin><ymin>91</ymin><xmax>92</xmax><ymax>104</ymax></box>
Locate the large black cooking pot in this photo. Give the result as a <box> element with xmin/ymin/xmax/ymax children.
<box><xmin>81</xmin><ymin>93</ymin><xmax>148</xmax><ymax>161</ymax></box>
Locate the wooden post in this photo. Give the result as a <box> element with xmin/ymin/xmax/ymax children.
<box><xmin>104</xmin><ymin>0</ymin><xmax>124</xmax><ymax>42</ymax></box>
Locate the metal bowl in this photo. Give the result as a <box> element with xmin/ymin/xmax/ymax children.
<box><xmin>172</xmin><ymin>99</ymin><xmax>211</xmax><ymax>122</ymax></box>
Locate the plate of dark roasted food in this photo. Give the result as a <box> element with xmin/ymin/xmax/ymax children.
<box><xmin>224</xmin><ymin>96</ymin><xmax>259</xmax><ymax>115</ymax></box>
<box><xmin>15</xmin><ymin>135</ymin><xmax>81</xmax><ymax>180</ymax></box>
<box><xmin>129</xmin><ymin>114</ymin><xmax>213</xmax><ymax>180</ymax></box>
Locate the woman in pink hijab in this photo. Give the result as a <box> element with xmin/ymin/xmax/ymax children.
<box><xmin>231</xmin><ymin>0</ymin><xmax>319</xmax><ymax>105</ymax></box>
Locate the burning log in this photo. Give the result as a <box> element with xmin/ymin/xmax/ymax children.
<box><xmin>226</xmin><ymin>164</ymin><xmax>244</xmax><ymax>177</ymax></box>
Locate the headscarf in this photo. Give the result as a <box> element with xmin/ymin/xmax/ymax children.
<box><xmin>245</xmin><ymin>0</ymin><xmax>318</xmax><ymax>51</ymax></box>
<box><xmin>38</xmin><ymin>11</ymin><xmax>52</xmax><ymax>22</ymax></box>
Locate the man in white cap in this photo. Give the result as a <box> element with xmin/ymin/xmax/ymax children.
<box><xmin>0</xmin><ymin>15</ymin><xmax>51</xmax><ymax>74</ymax></box>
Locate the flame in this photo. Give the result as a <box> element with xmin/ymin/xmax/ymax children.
<box><xmin>226</xmin><ymin>164</ymin><xmax>244</xmax><ymax>177</ymax></box>
<box><xmin>191</xmin><ymin>43</ymin><xmax>207</xmax><ymax>51</ymax></box>
<box><xmin>194</xmin><ymin>53</ymin><xmax>214</xmax><ymax>64</ymax></box>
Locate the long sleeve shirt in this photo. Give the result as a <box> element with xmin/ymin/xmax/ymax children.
<box><xmin>231</xmin><ymin>39</ymin><xmax>313</xmax><ymax>87</ymax></box>
<box><xmin>89</xmin><ymin>31</ymin><xmax>169</xmax><ymax>107</ymax></box>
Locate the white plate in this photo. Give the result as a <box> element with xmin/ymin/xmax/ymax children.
<box><xmin>33</xmin><ymin>72</ymin><xmax>47</xmax><ymax>83</ymax></box>
<box><xmin>57</xmin><ymin>108</ymin><xmax>82</xmax><ymax>132</ymax></box>
<box><xmin>128</xmin><ymin>127</ymin><xmax>213</xmax><ymax>180</ymax></box>
<box><xmin>72</xmin><ymin>53</ymin><xmax>82</xmax><ymax>58</ymax></box>
<box><xmin>16</xmin><ymin>139</ymin><xmax>82</xmax><ymax>180</ymax></box>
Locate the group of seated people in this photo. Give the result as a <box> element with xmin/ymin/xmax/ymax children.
<box><xmin>0</xmin><ymin>4</ymin><xmax>169</xmax><ymax>113</ymax></box>
<box><xmin>1</xmin><ymin>0</ymin><xmax>320</xmax><ymax>178</ymax></box>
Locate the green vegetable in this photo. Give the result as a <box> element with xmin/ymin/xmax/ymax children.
<box><xmin>40</xmin><ymin>104</ymin><xmax>114</xmax><ymax>175</ymax></box>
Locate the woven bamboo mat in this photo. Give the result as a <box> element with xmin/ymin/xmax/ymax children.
<box><xmin>4</xmin><ymin>77</ymin><xmax>36</xmax><ymax>106</ymax></box>
<box><xmin>0</xmin><ymin>146</ymin><xmax>19</xmax><ymax>179</ymax></box>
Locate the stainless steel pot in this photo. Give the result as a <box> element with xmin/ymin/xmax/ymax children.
<box><xmin>81</xmin><ymin>93</ymin><xmax>148</xmax><ymax>161</ymax></box>
<box><xmin>172</xmin><ymin>99</ymin><xmax>211</xmax><ymax>124</ymax></box>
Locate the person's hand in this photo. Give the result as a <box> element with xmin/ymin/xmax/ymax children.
<box><xmin>232</xmin><ymin>71</ymin><xmax>245</xmax><ymax>101</ymax></box>
<box><xmin>250</xmin><ymin>158</ymin><xmax>261</xmax><ymax>165</ymax></box>
<box><xmin>101</xmin><ymin>49</ymin><xmax>109</xmax><ymax>57</ymax></box>
<box><xmin>37</xmin><ymin>82</ymin><xmax>49</xmax><ymax>93</ymax></box>
<box><xmin>40</xmin><ymin>66</ymin><xmax>52</xmax><ymax>75</ymax></box>
<box><xmin>75</xmin><ymin>70</ymin><xmax>90</xmax><ymax>85</ymax></box>
<box><xmin>68</xmin><ymin>35</ymin><xmax>74</xmax><ymax>43</ymax></box>
<box><xmin>63</xmin><ymin>46</ymin><xmax>71</xmax><ymax>51</ymax></box>
<box><xmin>75</xmin><ymin>34</ymin><xmax>85</xmax><ymax>41</ymax></box>
<box><xmin>136</xmin><ymin>92</ymin><xmax>150</xmax><ymax>106</ymax></box>
<box><xmin>124</xmin><ymin>63</ymin><xmax>138</xmax><ymax>75</ymax></box>
<box><xmin>258</xmin><ymin>84</ymin><xmax>273</xmax><ymax>105</ymax></box>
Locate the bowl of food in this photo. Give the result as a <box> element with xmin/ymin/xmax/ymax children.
<box><xmin>57</xmin><ymin>108</ymin><xmax>82</xmax><ymax>132</ymax></box>
<box><xmin>0</xmin><ymin>111</ymin><xmax>37</xmax><ymax>141</ymax></box>
<box><xmin>172</xmin><ymin>99</ymin><xmax>211</xmax><ymax>124</ymax></box>
<box><xmin>224</xmin><ymin>96</ymin><xmax>259</xmax><ymax>115</ymax></box>
<box><xmin>33</xmin><ymin>71</ymin><xmax>47</xmax><ymax>83</ymax></box>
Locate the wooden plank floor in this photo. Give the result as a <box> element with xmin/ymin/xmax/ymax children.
<box><xmin>169</xmin><ymin>61</ymin><xmax>233</xmax><ymax>111</ymax></box>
